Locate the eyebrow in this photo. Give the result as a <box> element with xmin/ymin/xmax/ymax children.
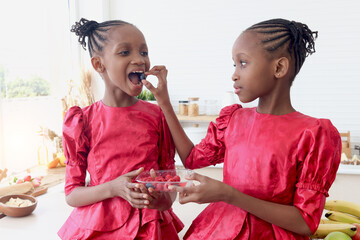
<box><xmin>234</xmin><ymin>53</ymin><xmax>250</xmax><ymax>60</ymax></box>
<box><xmin>114</xmin><ymin>43</ymin><xmax>148</xmax><ymax>49</ymax></box>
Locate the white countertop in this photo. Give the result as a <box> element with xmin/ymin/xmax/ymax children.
<box><xmin>0</xmin><ymin>183</ymin><xmax>72</xmax><ymax>240</ymax></box>
<box><xmin>0</xmin><ymin>165</ymin><xmax>358</xmax><ymax>240</ymax></box>
<box><xmin>0</xmin><ymin>168</ymin><xmax>218</xmax><ymax>240</ymax></box>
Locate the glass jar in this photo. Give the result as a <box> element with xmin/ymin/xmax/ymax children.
<box><xmin>188</xmin><ymin>97</ymin><xmax>199</xmax><ymax>116</ymax></box>
<box><xmin>179</xmin><ymin>100</ymin><xmax>189</xmax><ymax>116</ymax></box>
<box><xmin>37</xmin><ymin>132</ymin><xmax>49</xmax><ymax>166</ymax></box>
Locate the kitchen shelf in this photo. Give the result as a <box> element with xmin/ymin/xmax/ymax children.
<box><xmin>177</xmin><ymin>114</ymin><xmax>218</xmax><ymax>122</ymax></box>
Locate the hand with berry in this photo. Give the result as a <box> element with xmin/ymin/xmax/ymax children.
<box><xmin>169</xmin><ymin>172</ymin><xmax>231</xmax><ymax>205</ymax></box>
<box><xmin>107</xmin><ymin>168</ymin><xmax>152</xmax><ymax>209</ymax></box>
<box><xmin>142</xmin><ymin>65</ymin><xmax>171</xmax><ymax>108</ymax></box>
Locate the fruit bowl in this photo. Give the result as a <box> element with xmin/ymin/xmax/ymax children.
<box><xmin>0</xmin><ymin>194</ymin><xmax>37</xmax><ymax>217</ymax></box>
<box><xmin>135</xmin><ymin>169</ymin><xmax>194</xmax><ymax>192</ymax></box>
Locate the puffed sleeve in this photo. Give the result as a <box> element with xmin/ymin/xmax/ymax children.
<box><xmin>158</xmin><ymin>111</ymin><xmax>176</xmax><ymax>170</ymax></box>
<box><xmin>185</xmin><ymin>104</ymin><xmax>241</xmax><ymax>169</ymax></box>
<box><xmin>62</xmin><ymin>106</ymin><xmax>90</xmax><ymax>196</ymax></box>
<box><xmin>294</xmin><ymin>119</ymin><xmax>341</xmax><ymax>233</ymax></box>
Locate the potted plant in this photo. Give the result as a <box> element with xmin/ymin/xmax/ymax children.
<box><xmin>136</xmin><ymin>89</ymin><xmax>156</xmax><ymax>104</ymax></box>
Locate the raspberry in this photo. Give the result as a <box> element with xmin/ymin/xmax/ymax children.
<box><xmin>172</xmin><ymin>175</ymin><xmax>181</xmax><ymax>182</ymax></box>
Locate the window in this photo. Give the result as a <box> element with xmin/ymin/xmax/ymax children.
<box><xmin>0</xmin><ymin>0</ymin><xmax>71</xmax><ymax>170</ymax></box>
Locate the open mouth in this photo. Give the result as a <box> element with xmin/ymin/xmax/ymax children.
<box><xmin>128</xmin><ymin>71</ymin><xmax>146</xmax><ymax>85</ymax></box>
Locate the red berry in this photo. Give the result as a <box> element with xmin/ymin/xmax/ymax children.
<box><xmin>165</xmin><ymin>174</ymin><xmax>172</xmax><ymax>181</ymax></box>
<box><xmin>172</xmin><ymin>175</ymin><xmax>180</xmax><ymax>182</ymax></box>
<box><xmin>23</xmin><ymin>175</ymin><xmax>32</xmax><ymax>182</ymax></box>
<box><xmin>155</xmin><ymin>176</ymin><xmax>165</xmax><ymax>182</ymax></box>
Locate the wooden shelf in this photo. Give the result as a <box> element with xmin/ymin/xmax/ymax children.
<box><xmin>176</xmin><ymin>114</ymin><xmax>218</xmax><ymax>122</ymax></box>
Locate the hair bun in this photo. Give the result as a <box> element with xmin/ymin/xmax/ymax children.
<box><xmin>71</xmin><ymin>18</ymin><xmax>99</xmax><ymax>50</ymax></box>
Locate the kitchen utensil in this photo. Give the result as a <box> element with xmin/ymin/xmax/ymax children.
<box><xmin>0</xmin><ymin>194</ymin><xmax>37</xmax><ymax>217</ymax></box>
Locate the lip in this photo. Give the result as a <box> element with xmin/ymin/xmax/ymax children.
<box><xmin>233</xmin><ymin>85</ymin><xmax>242</xmax><ymax>94</ymax></box>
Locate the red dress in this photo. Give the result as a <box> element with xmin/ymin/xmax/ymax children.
<box><xmin>184</xmin><ymin>105</ymin><xmax>341</xmax><ymax>240</ymax></box>
<box><xmin>58</xmin><ymin>100</ymin><xmax>184</xmax><ymax>240</ymax></box>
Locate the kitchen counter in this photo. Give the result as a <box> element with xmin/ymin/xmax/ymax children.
<box><xmin>0</xmin><ymin>182</ymin><xmax>73</xmax><ymax>239</ymax></box>
<box><xmin>1</xmin><ymin>164</ymin><xmax>359</xmax><ymax>240</ymax></box>
<box><xmin>0</xmin><ymin>167</ymin><xmax>222</xmax><ymax>240</ymax></box>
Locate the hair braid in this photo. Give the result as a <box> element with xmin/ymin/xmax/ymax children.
<box><xmin>70</xmin><ymin>18</ymin><xmax>131</xmax><ymax>57</ymax></box>
<box><xmin>247</xmin><ymin>18</ymin><xmax>318</xmax><ymax>78</ymax></box>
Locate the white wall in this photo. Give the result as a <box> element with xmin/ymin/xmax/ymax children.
<box><xmin>0</xmin><ymin>97</ymin><xmax>63</xmax><ymax>171</ymax></box>
<box><xmin>89</xmin><ymin>0</ymin><xmax>360</xmax><ymax>144</ymax></box>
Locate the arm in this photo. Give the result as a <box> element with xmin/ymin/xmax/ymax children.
<box><xmin>142</xmin><ymin>66</ymin><xmax>194</xmax><ymax>164</ymax></box>
<box><xmin>171</xmin><ymin>173</ymin><xmax>312</xmax><ymax>236</ymax></box>
<box><xmin>66</xmin><ymin>168</ymin><xmax>151</xmax><ymax>209</ymax></box>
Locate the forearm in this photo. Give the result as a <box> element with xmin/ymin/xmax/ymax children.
<box><xmin>159</xmin><ymin>101</ymin><xmax>194</xmax><ymax>164</ymax></box>
<box><xmin>66</xmin><ymin>181</ymin><xmax>113</xmax><ymax>207</ymax></box>
<box><xmin>223</xmin><ymin>185</ymin><xmax>312</xmax><ymax>236</ymax></box>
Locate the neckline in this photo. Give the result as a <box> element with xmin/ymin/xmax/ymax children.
<box><xmin>253</xmin><ymin>107</ymin><xmax>300</xmax><ymax>117</ymax></box>
<box><xmin>100</xmin><ymin>99</ymin><xmax>142</xmax><ymax>109</ymax></box>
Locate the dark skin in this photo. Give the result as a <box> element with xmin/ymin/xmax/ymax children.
<box><xmin>142</xmin><ymin>31</ymin><xmax>314</xmax><ymax>235</ymax></box>
<box><xmin>66</xmin><ymin>25</ymin><xmax>176</xmax><ymax>211</ymax></box>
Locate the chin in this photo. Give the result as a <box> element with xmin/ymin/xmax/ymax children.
<box><xmin>130</xmin><ymin>87</ymin><xmax>143</xmax><ymax>97</ymax></box>
<box><xmin>239</xmin><ymin>96</ymin><xmax>256</xmax><ymax>104</ymax></box>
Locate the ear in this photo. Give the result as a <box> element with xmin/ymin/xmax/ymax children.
<box><xmin>91</xmin><ymin>56</ymin><xmax>105</xmax><ymax>73</ymax></box>
<box><xmin>274</xmin><ymin>57</ymin><xmax>289</xmax><ymax>79</ymax></box>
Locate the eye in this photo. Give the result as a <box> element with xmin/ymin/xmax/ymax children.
<box><xmin>240</xmin><ymin>60</ymin><xmax>247</xmax><ymax>67</ymax></box>
<box><xmin>118</xmin><ymin>50</ymin><xmax>129</xmax><ymax>56</ymax></box>
<box><xmin>140</xmin><ymin>51</ymin><xmax>148</xmax><ymax>57</ymax></box>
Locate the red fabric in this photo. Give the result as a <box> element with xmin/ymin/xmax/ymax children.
<box><xmin>58</xmin><ymin>100</ymin><xmax>183</xmax><ymax>239</ymax></box>
<box><xmin>185</xmin><ymin>105</ymin><xmax>341</xmax><ymax>240</ymax></box>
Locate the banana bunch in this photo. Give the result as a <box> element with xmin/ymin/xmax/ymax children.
<box><xmin>311</xmin><ymin>200</ymin><xmax>360</xmax><ymax>239</ymax></box>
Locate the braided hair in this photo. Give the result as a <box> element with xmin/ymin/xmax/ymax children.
<box><xmin>246</xmin><ymin>18</ymin><xmax>318</xmax><ymax>79</ymax></box>
<box><xmin>71</xmin><ymin>18</ymin><xmax>131</xmax><ymax>57</ymax></box>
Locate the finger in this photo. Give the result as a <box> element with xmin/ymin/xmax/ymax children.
<box><xmin>129</xmin><ymin>191</ymin><xmax>150</xmax><ymax>201</ymax></box>
<box><xmin>126</xmin><ymin>182</ymin><xmax>142</xmax><ymax>189</ymax></box>
<box><xmin>168</xmin><ymin>184</ymin><xmax>185</xmax><ymax>193</ymax></box>
<box><xmin>178</xmin><ymin>193</ymin><xmax>194</xmax><ymax>204</ymax></box>
<box><xmin>130</xmin><ymin>198</ymin><xmax>150</xmax><ymax>208</ymax></box>
<box><xmin>138</xmin><ymin>183</ymin><xmax>149</xmax><ymax>193</ymax></box>
<box><xmin>123</xmin><ymin>167</ymin><xmax>144</xmax><ymax>178</ymax></box>
<box><xmin>146</xmin><ymin>66</ymin><xmax>167</xmax><ymax>85</ymax></box>
<box><xmin>142</xmin><ymin>79</ymin><xmax>155</xmax><ymax>91</ymax></box>
<box><xmin>186</xmin><ymin>172</ymin><xmax>206</xmax><ymax>182</ymax></box>
<box><xmin>147</xmin><ymin>65</ymin><xmax>167</xmax><ymax>73</ymax></box>
<box><xmin>148</xmin><ymin>188</ymin><xmax>159</xmax><ymax>199</ymax></box>
<box><xmin>134</xmin><ymin>183</ymin><xmax>146</xmax><ymax>193</ymax></box>
<box><xmin>150</xmin><ymin>168</ymin><xmax>157</xmax><ymax>178</ymax></box>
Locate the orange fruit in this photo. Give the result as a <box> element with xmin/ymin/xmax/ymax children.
<box><xmin>47</xmin><ymin>158</ymin><xmax>59</xmax><ymax>168</ymax></box>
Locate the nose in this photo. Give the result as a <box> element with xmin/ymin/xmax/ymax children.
<box><xmin>131</xmin><ymin>53</ymin><xmax>146</xmax><ymax>65</ymax></box>
<box><xmin>232</xmin><ymin>71</ymin><xmax>238</xmax><ymax>82</ymax></box>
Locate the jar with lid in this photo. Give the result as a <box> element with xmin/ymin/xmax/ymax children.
<box><xmin>178</xmin><ymin>100</ymin><xmax>189</xmax><ymax>116</ymax></box>
<box><xmin>188</xmin><ymin>97</ymin><xmax>199</xmax><ymax>116</ymax></box>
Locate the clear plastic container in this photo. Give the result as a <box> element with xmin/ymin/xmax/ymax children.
<box><xmin>135</xmin><ymin>169</ymin><xmax>194</xmax><ymax>192</ymax></box>
<box><xmin>188</xmin><ymin>97</ymin><xmax>199</xmax><ymax>116</ymax></box>
<box><xmin>178</xmin><ymin>100</ymin><xmax>189</xmax><ymax>116</ymax></box>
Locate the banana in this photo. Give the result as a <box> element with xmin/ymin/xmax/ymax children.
<box><xmin>325</xmin><ymin>200</ymin><xmax>360</xmax><ymax>218</ymax></box>
<box><xmin>311</xmin><ymin>223</ymin><xmax>357</xmax><ymax>238</ymax></box>
<box><xmin>320</xmin><ymin>218</ymin><xmax>344</xmax><ymax>224</ymax></box>
<box><xmin>325</xmin><ymin>211</ymin><xmax>360</xmax><ymax>224</ymax></box>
